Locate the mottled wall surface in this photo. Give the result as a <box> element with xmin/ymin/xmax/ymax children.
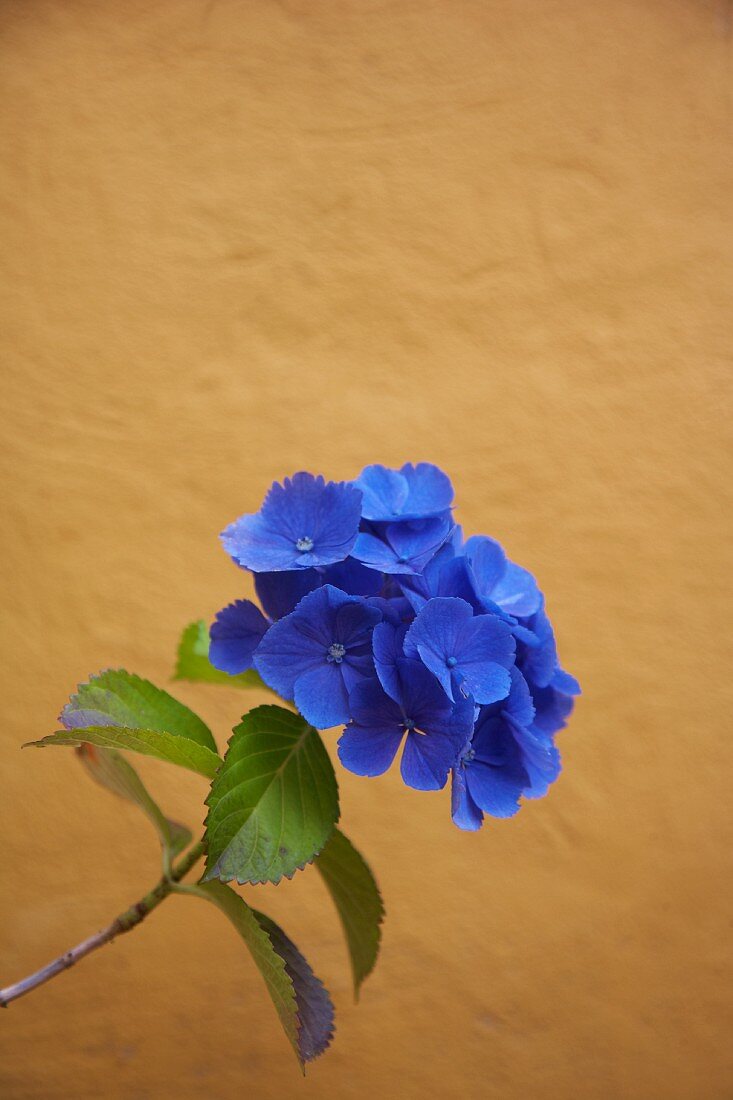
<box><xmin>1</xmin><ymin>2</ymin><xmax>731</xmax><ymax>1097</ymax></box>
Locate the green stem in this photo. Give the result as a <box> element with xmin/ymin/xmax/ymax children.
<box><xmin>0</xmin><ymin>839</ymin><xmax>206</xmax><ymax>1008</ymax></box>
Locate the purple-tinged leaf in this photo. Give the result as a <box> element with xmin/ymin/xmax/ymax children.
<box><xmin>182</xmin><ymin>881</ymin><xmax>334</xmax><ymax>1069</ymax></box>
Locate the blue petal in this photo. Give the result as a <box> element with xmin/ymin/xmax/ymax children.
<box><xmin>209</xmin><ymin>600</ymin><xmax>270</xmax><ymax>675</ymax></box>
<box><xmin>450</xmin><ymin>615</ymin><xmax>515</xmax><ymax>705</ymax></box>
<box><xmin>366</xmin><ymin>595</ymin><xmax>414</xmax><ymax>625</ymax></box>
<box><xmin>353</xmin><ymin>515</ymin><xmax>452</xmax><ymax>575</ymax></box>
<box><xmin>340</xmin><ymin>652</ymin><xmax>377</xmax><ymax>695</ymax></box>
<box><xmin>337</xmin><ymin>725</ymin><xmax>403</xmax><ymax>777</ymax></box>
<box><xmin>305</xmin><ymin>480</ymin><xmax>364</xmax><ymax>564</ymax></box>
<box><xmin>333</xmin><ymin>598</ymin><xmax>382</xmax><ymax>646</ymax></box>
<box><xmin>254</xmin><ymin>558</ymin><xmax>382</xmax><ymax>621</ymax></box>
<box><xmin>513</xmin><ymin>724</ymin><xmax>562</xmax><ymax>797</ymax></box>
<box><xmin>294</xmin><ymin>662</ymin><xmax>350</xmax><ymax>728</ymax></box>
<box><xmin>221</xmin><ymin>512</ymin><xmax>300</xmax><ymax>572</ymax></box>
<box><xmin>503</xmin><ymin>667</ymin><xmax>536</xmax><ymax>728</ymax></box>
<box><xmin>396</xmin><ymin>575</ymin><xmax>431</xmax><ymax>614</ymax></box>
<box><xmin>348</xmin><ymin>674</ymin><xmax>404</xmax><ymax>727</ymax></box>
<box><xmin>372</xmin><ymin>621</ymin><xmax>408</xmax><ymax>702</ymax></box>
<box><xmin>462</xmin><ymin>535</ymin><xmax>507</xmax><ymax>601</ymax></box>
<box><xmin>435</xmin><ymin>555</ymin><xmax>481</xmax><ymax>607</ymax></box>
<box><xmin>465</xmin><ymin>715</ymin><xmax>528</xmax><ymax>816</ymax></box>
<box><xmin>531</xmin><ymin>684</ymin><xmax>575</xmax><ymax>736</ymax></box>
<box><xmin>552</xmin><ymin>667</ymin><xmax>581</xmax><ymax>696</ymax></box>
<box><xmin>518</xmin><ymin>607</ymin><xmax>557</xmax><ymax>689</ymax></box>
<box><xmin>400</xmin><ymin>727</ymin><xmax>458</xmax><ymax>791</ymax></box>
<box><xmin>351</xmin><ymin>529</ymin><xmax>401</xmax><ymax>573</ymax></box>
<box><xmin>397</xmin><ymin>657</ymin><xmax>453</xmax><ymax>716</ymax></box>
<box><xmin>451</xmin><ymin>766</ymin><xmax>484</xmax><ymax>831</ymax></box>
<box><xmin>400</xmin><ymin>462</ymin><xmax>454</xmax><ymax>518</ymax></box>
<box><xmin>491</xmin><ymin>561</ymin><xmax>542</xmax><ymax>618</ymax></box>
<box><xmin>255</xmin><ymin>569</ymin><xmax>320</xmax><ymax>620</ymax></box>
<box><xmin>465</xmin><ymin>758</ymin><xmax>524</xmax><ymax>817</ymax></box>
<box><xmin>352</xmin><ymin>465</ymin><xmax>409</xmax><ymax>521</ymax></box>
<box><xmin>511</xmin><ymin>622</ymin><xmax>541</xmax><ymax>646</ymax></box>
<box><xmin>322</xmin><ymin>557</ymin><xmax>383</xmax><ymax>597</ymax></box>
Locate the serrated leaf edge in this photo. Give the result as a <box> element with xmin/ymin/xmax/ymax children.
<box><xmin>203</xmin><ymin>705</ymin><xmax>339</xmax><ymax>886</ymax></box>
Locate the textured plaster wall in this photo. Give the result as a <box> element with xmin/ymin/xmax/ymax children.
<box><xmin>1</xmin><ymin>2</ymin><xmax>731</xmax><ymax>1098</ymax></box>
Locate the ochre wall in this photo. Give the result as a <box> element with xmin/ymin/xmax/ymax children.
<box><xmin>1</xmin><ymin>2</ymin><xmax>731</xmax><ymax>1097</ymax></box>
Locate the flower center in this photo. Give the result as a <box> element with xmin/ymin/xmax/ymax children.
<box><xmin>446</xmin><ymin>656</ymin><xmax>458</xmax><ymax>668</ymax></box>
<box><xmin>461</xmin><ymin>746</ymin><xmax>475</xmax><ymax>765</ymax></box>
<box><xmin>296</xmin><ymin>536</ymin><xmax>314</xmax><ymax>552</ymax></box>
<box><xmin>327</xmin><ymin>642</ymin><xmax>346</xmax><ymax>664</ymax></box>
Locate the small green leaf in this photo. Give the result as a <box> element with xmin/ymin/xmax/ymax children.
<box><xmin>203</xmin><ymin>704</ymin><xmax>339</xmax><ymax>885</ymax></box>
<box><xmin>26</xmin><ymin>669</ymin><xmax>223</xmax><ymax>778</ymax></box>
<box><xmin>315</xmin><ymin>827</ymin><xmax>384</xmax><ymax>998</ymax></box>
<box><xmin>181</xmin><ymin>881</ymin><xmax>334</xmax><ymax>1068</ymax></box>
<box><xmin>77</xmin><ymin>744</ymin><xmax>192</xmax><ymax>861</ymax></box>
<box><xmin>174</xmin><ymin>620</ymin><xmax>269</xmax><ymax>691</ymax></box>
<box><xmin>62</xmin><ymin>669</ymin><xmax>218</xmax><ymax>752</ymax></box>
<box><xmin>27</xmin><ymin>725</ymin><xmax>221</xmax><ymax>779</ymax></box>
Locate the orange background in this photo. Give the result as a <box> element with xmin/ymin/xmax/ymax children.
<box><xmin>1</xmin><ymin>2</ymin><xmax>731</xmax><ymax>1097</ymax></box>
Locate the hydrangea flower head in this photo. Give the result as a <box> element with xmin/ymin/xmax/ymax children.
<box><xmin>210</xmin><ymin>462</ymin><xmax>580</xmax><ymax>832</ymax></box>
<box><xmin>221</xmin><ymin>472</ymin><xmax>363</xmax><ymax>572</ymax></box>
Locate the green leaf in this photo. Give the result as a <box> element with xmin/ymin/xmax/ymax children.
<box><xmin>76</xmin><ymin>744</ymin><xmax>192</xmax><ymax>861</ymax></box>
<box><xmin>27</xmin><ymin>726</ymin><xmax>222</xmax><ymax>779</ymax></box>
<box><xmin>203</xmin><ymin>704</ymin><xmax>339</xmax><ymax>885</ymax></box>
<box><xmin>25</xmin><ymin>669</ymin><xmax>223</xmax><ymax>778</ymax></box>
<box><xmin>181</xmin><ymin>881</ymin><xmax>334</xmax><ymax>1068</ymax></box>
<box><xmin>61</xmin><ymin>668</ymin><xmax>218</xmax><ymax>752</ymax></box>
<box><xmin>315</xmin><ymin>827</ymin><xmax>384</xmax><ymax>998</ymax></box>
<box><xmin>174</xmin><ymin>620</ymin><xmax>269</xmax><ymax>691</ymax></box>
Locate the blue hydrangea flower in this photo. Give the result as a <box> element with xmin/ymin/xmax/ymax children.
<box><xmin>253</xmin><ymin>584</ymin><xmax>382</xmax><ymax>729</ymax></box>
<box><xmin>353</xmin><ymin>462</ymin><xmax>454</xmax><ymax>521</ymax></box>
<box><xmin>221</xmin><ymin>472</ymin><xmax>363</xmax><ymax>572</ymax></box>
<box><xmin>209</xmin><ymin>599</ymin><xmax>270</xmax><ymax>675</ymax></box>
<box><xmin>338</xmin><ymin>659</ymin><xmax>474</xmax><ymax>790</ymax></box>
<box><xmin>213</xmin><ymin>462</ymin><xmax>579</xmax><ymax>830</ymax></box>
<box><xmin>403</xmin><ymin>597</ymin><xmax>516</xmax><ymax>704</ymax></box>
<box><xmin>352</xmin><ymin>514</ymin><xmax>453</xmax><ymax>575</ymax></box>
<box><xmin>450</xmin><ymin>668</ymin><xmax>535</xmax><ymax>830</ymax></box>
